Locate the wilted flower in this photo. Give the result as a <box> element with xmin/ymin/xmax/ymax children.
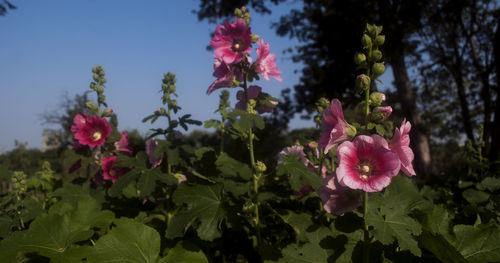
<box><xmin>318</xmin><ymin>99</ymin><xmax>349</xmax><ymax>154</ymax></box>
<box><xmin>101</xmin><ymin>155</ymin><xmax>131</xmax><ymax>183</ymax></box>
<box><xmin>254</xmin><ymin>39</ymin><xmax>282</xmax><ymax>82</ymax></box>
<box><xmin>145</xmin><ymin>139</ymin><xmax>162</xmax><ymax>168</ymax></box>
<box><xmin>210</xmin><ymin>18</ymin><xmax>252</xmax><ymax>65</ymax></box>
<box><xmin>336</xmin><ymin>135</ymin><xmax>400</xmax><ymax>192</ymax></box>
<box><xmin>235</xmin><ymin>85</ymin><xmax>278</xmax><ymax>113</ymax></box>
<box><xmin>318</xmin><ymin>174</ymin><xmax>362</xmax><ymax>215</ymax></box>
<box><xmin>389</xmin><ymin>118</ymin><xmax>416</xmax><ymax>176</ymax></box>
<box><xmin>207</xmin><ymin>58</ymin><xmax>243</xmax><ymax>94</ymax></box>
<box><xmin>71</xmin><ymin>114</ymin><xmax>111</xmax><ymax>148</ymax></box>
<box><xmin>115</xmin><ymin>132</ymin><xmax>133</xmax><ymax>156</ymax></box>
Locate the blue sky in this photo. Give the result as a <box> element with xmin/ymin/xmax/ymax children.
<box><xmin>0</xmin><ymin>0</ymin><xmax>312</xmax><ymax>152</ymax></box>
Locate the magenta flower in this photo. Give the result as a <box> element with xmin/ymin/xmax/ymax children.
<box><xmin>207</xmin><ymin>58</ymin><xmax>243</xmax><ymax>94</ymax></box>
<box><xmin>71</xmin><ymin>114</ymin><xmax>111</xmax><ymax>148</ymax></box>
<box><xmin>318</xmin><ymin>174</ymin><xmax>362</xmax><ymax>215</ymax></box>
<box><xmin>235</xmin><ymin>85</ymin><xmax>278</xmax><ymax>113</ymax></box>
<box><xmin>278</xmin><ymin>144</ymin><xmax>309</xmax><ymax>166</ymax></box>
<box><xmin>145</xmin><ymin>139</ymin><xmax>163</xmax><ymax>168</ymax></box>
<box><xmin>389</xmin><ymin>118</ymin><xmax>416</xmax><ymax>176</ymax></box>
<box><xmin>318</xmin><ymin>99</ymin><xmax>350</xmax><ymax>154</ymax></box>
<box><xmin>101</xmin><ymin>155</ymin><xmax>131</xmax><ymax>183</ymax></box>
<box><xmin>115</xmin><ymin>132</ymin><xmax>133</xmax><ymax>156</ymax></box>
<box><xmin>336</xmin><ymin>135</ymin><xmax>401</xmax><ymax>192</ymax></box>
<box><xmin>254</xmin><ymin>39</ymin><xmax>282</xmax><ymax>82</ymax></box>
<box><xmin>210</xmin><ymin>18</ymin><xmax>252</xmax><ymax>65</ymax></box>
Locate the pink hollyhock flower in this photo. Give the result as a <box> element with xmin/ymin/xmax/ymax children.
<box><xmin>375</xmin><ymin>106</ymin><xmax>392</xmax><ymax>118</ymax></box>
<box><xmin>145</xmin><ymin>139</ymin><xmax>163</xmax><ymax>168</ymax></box>
<box><xmin>115</xmin><ymin>132</ymin><xmax>133</xmax><ymax>156</ymax></box>
<box><xmin>278</xmin><ymin>144</ymin><xmax>309</xmax><ymax>166</ymax></box>
<box><xmin>318</xmin><ymin>99</ymin><xmax>349</xmax><ymax>154</ymax></box>
<box><xmin>210</xmin><ymin>18</ymin><xmax>252</xmax><ymax>65</ymax></box>
<box><xmin>336</xmin><ymin>135</ymin><xmax>401</xmax><ymax>192</ymax></box>
<box><xmin>235</xmin><ymin>85</ymin><xmax>278</xmax><ymax>113</ymax></box>
<box><xmin>101</xmin><ymin>155</ymin><xmax>131</xmax><ymax>183</ymax></box>
<box><xmin>71</xmin><ymin>114</ymin><xmax>111</xmax><ymax>148</ymax></box>
<box><xmin>254</xmin><ymin>39</ymin><xmax>282</xmax><ymax>82</ymax></box>
<box><xmin>318</xmin><ymin>174</ymin><xmax>362</xmax><ymax>215</ymax></box>
<box><xmin>207</xmin><ymin>58</ymin><xmax>243</xmax><ymax>94</ymax></box>
<box><xmin>389</xmin><ymin>118</ymin><xmax>416</xmax><ymax>176</ymax></box>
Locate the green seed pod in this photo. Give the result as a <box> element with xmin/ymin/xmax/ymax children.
<box><xmin>354</xmin><ymin>52</ymin><xmax>366</xmax><ymax>65</ymax></box>
<box><xmin>362</xmin><ymin>34</ymin><xmax>372</xmax><ymax>49</ymax></box>
<box><xmin>371</xmin><ymin>50</ymin><xmax>382</xmax><ymax>61</ymax></box>
<box><xmin>375</xmin><ymin>35</ymin><xmax>385</xmax><ymax>46</ymax></box>
<box><xmin>372</xmin><ymin>63</ymin><xmax>386</xmax><ymax>76</ymax></box>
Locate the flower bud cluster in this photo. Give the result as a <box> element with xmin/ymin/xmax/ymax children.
<box><xmin>12</xmin><ymin>171</ymin><xmax>27</xmax><ymax>195</ymax></box>
<box><xmin>354</xmin><ymin>24</ymin><xmax>386</xmax><ymax>93</ymax></box>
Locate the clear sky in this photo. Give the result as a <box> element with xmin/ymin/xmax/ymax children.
<box><xmin>0</xmin><ymin>0</ymin><xmax>311</xmax><ymax>152</ymax></box>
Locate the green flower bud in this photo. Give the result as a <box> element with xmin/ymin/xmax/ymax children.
<box><xmin>314</xmin><ymin>115</ymin><xmax>321</xmax><ymax>124</ymax></box>
<box><xmin>93</xmin><ymin>73</ymin><xmax>99</xmax><ymax>82</ymax></box>
<box><xmin>101</xmin><ymin>77</ymin><xmax>107</xmax><ymax>84</ymax></box>
<box><xmin>255</xmin><ymin>161</ymin><xmax>267</xmax><ymax>173</ymax></box>
<box><xmin>362</xmin><ymin>34</ymin><xmax>372</xmax><ymax>48</ymax></box>
<box><xmin>369</xmin><ymin>92</ymin><xmax>386</xmax><ymax>106</ymax></box>
<box><xmin>347</xmin><ymin>124</ymin><xmax>357</xmax><ymax>138</ymax></box>
<box><xmin>102</xmin><ymin>108</ymin><xmax>113</xmax><ymax>117</ymax></box>
<box><xmin>86</xmin><ymin>101</ymin><xmax>96</xmax><ymax>110</ymax></box>
<box><xmin>367</xmin><ymin>24</ymin><xmax>383</xmax><ymax>39</ymax></box>
<box><xmin>374</xmin><ymin>35</ymin><xmax>385</xmax><ymax>46</ymax></box>
<box><xmin>242</xmin><ymin>201</ymin><xmax>255</xmax><ymax>213</ymax></box>
<box><xmin>251</xmin><ymin>33</ymin><xmax>259</xmax><ymax>43</ymax></box>
<box><xmin>354</xmin><ymin>52</ymin><xmax>366</xmax><ymax>65</ymax></box>
<box><xmin>371</xmin><ymin>50</ymin><xmax>382</xmax><ymax>61</ymax></box>
<box><xmin>90</xmin><ymin>82</ymin><xmax>97</xmax><ymax>90</ymax></box>
<box><xmin>96</xmin><ymin>86</ymin><xmax>104</xmax><ymax>93</ymax></box>
<box><xmin>98</xmin><ymin>94</ymin><xmax>106</xmax><ymax>103</ymax></box>
<box><xmin>234</xmin><ymin>8</ymin><xmax>243</xmax><ymax>17</ymax></box>
<box><xmin>356</xmin><ymin>74</ymin><xmax>371</xmax><ymax>91</ymax></box>
<box><xmin>372</xmin><ymin>63</ymin><xmax>385</xmax><ymax>76</ymax></box>
<box><xmin>92</xmin><ymin>67</ymin><xmax>97</xmax><ymax>73</ymax></box>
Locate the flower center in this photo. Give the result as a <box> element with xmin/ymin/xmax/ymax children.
<box><xmin>92</xmin><ymin>131</ymin><xmax>102</xmax><ymax>141</ymax></box>
<box><xmin>358</xmin><ymin>162</ymin><xmax>373</xmax><ymax>181</ymax></box>
<box><xmin>232</xmin><ymin>40</ymin><xmax>244</xmax><ymax>52</ymax></box>
<box><xmin>109</xmin><ymin>169</ymin><xmax>116</xmax><ymax>177</ymax></box>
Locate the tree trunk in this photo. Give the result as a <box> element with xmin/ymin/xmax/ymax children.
<box><xmin>490</xmin><ymin>18</ymin><xmax>500</xmax><ymax>162</ymax></box>
<box><xmin>390</xmin><ymin>47</ymin><xmax>432</xmax><ymax>175</ymax></box>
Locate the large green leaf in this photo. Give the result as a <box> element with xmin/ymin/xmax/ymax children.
<box><xmin>160</xmin><ymin>241</ymin><xmax>209</xmax><ymax>263</ymax></box>
<box><xmin>166</xmin><ymin>183</ymin><xmax>226</xmax><ymax>241</ymax></box>
<box><xmin>0</xmin><ymin>195</ymin><xmax>113</xmax><ymax>263</ymax></box>
<box><xmin>452</xmin><ymin>223</ymin><xmax>500</xmax><ymax>263</ymax></box>
<box><xmin>276</xmin><ymin>155</ymin><xmax>321</xmax><ymax>191</ymax></box>
<box><xmin>462</xmin><ymin>188</ymin><xmax>490</xmax><ymax>205</ymax></box>
<box><xmin>216</xmin><ymin>153</ymin><xmax>252</xmax><ymax>180</ymax></box>
<box><xmin>88</xmin><ymin>218</ymin><xmax>161</xmax><ymax>263</ymax></box>
<box><xmin>274</xmin><ymin>226</ymin><xmax>334</xmax><ymax>263</ymax></box>
<box><xmin>367</xmin><ymin>177</ymin><xmax>423</xmax><ymax>256</ymax></box>
<box><xmin>277</xmin><ymin>211</ymin><xmax>312</xmax><ymax>242</ymax></box>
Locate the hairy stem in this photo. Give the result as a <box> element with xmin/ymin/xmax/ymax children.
<box><xmin>363</xmin><ymin>191</ymin><xmax>369</xmax><ymax>263</ymax></box>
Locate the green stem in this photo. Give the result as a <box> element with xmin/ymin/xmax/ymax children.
<box><xmin>363</xmin><ymin>191</ymin><xmax>370</xmax><ymax>263</ymax></box>
<box><xmin>243</xmin><ymin>76</ymin><xmax>262</xmax><ymax>251</ymax></box>
<box><xmin>220</xmin><ymin>117</ymin><xmax>225</xmax><ymax>155</ymax></box>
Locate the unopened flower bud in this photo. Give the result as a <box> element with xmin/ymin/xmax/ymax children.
<box><xmin>374</xmin><ymin>35</ymin><xmax>385</xmax><ymax>46</ymax></box>
<box><xmin>371</xmin><ymin>50</ymin><xmax>382</xmax><ymax>61</ymax></box>
<box><xmin>308</xmin><ymin>141</ymin><xmax>318</xmax><ymax>149</ymax></box>
<box><xmin>369</xmin><ymin>92</ymin><xmax>386</xmax><ymax>106</ymax></box>
<box><xmin>102</xmin><ymin>108</ymin><xmax>113</xmax><ymax>117</ymax></box>
<box><xmin>234</xmin><ymin>8</ymin><xmax>243</xmax><ymax>17</ymax></box>
<box><xmin>93</xmin><ymin>73</ymin><xmax>99</xmax><ymax>82</ymax></box>
<box><xmin>362</xmin><ymin>34</ymin><xmax>372</xmax><ymax>48</ymax></box>
<box><xmin>367</xmin><ymin>24</ymin><xmax>383</xmax><ymax>39</ymax></box>
<box><xmin>251</xmin><ymin>33</ymin><xmax>259</xmax><ymax>43</ymax></box>
<box><xmin>101</xmin><ymin>77</ymin><xmax>107</xmax><ymax>84</ymax></box>
<box><xmin>86</xmin><ymin>101</ymin><xmax>96</xmax><ymax>110</ymax></box>
<box><xmin>96</xmin><ymin>86</ymin><xmax>104</xmax><ymax>93</ymax></box>
<box><xmin>356</xmin><ymin>74</ymin><xmax>371</xmax><ymax>91</ymax></box>
<box><xmin>90</xmin><ymin>82</ymin><xmax>97</xmax><ymax>90</ymax></box>
<box><xmin>347</xmin><ymin>124</ymin><xmax>357</xmax><ymax>138</ymax></box>
<box><xmin>98</xmin><ymin>94</ymin><xmax>106</xmax><ymax>103</ymax></box>
<box><xmin>255</xmin><ymin>161</ymin><xmax>267</xmax><ymax>173</ymax></box>
<box><xmin>372</xmin><ymin>63</ymin><xmax>385</xmax><ymax>77</ymax></box>
<box><xmin>354</xmin><ymin>53</ymin><xmax>366</xmax><ymax>65</ymax></box>
<box><xmin>314</xmin><ymin>115</ymin><xmax>321</xmax><ymax>124</ymax></box>
<box><xmin>370</xmin><ymin>106</ymin><xmax>392</xmax><ymax>122</ymax></box>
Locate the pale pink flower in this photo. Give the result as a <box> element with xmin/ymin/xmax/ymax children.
<box><xmin>71</xmin><ymin>114</ymin><xmax>111</xmax><ymax>148</ymax></box>
<box><xmin>145</xmin><ymin>139</ymin><xmax>162</xmax><ymax>168</ymax></box>
<box><xmin>210</xmin><ymin>18</ymin><xmax>252</xmax><ymax>65</ymax></box>
<box><xmin>207</xmin><ymin>58</ymin><xmax>243</xmax><ymax>94</ymax></box>
<box><xmin>389</xmin><ymin>118</ymin><xmax>416</xmax><ymax>176</ymax></box>
<box><xmin>278</xmin><ymin>145</ymin><xmax>309</xmax><ymax>166</ymax></box>
<box><xmin>101</xmin><ymin>155</ymin><xmax>131</xmax><ymax>183</ymax></box>
<box><xmin>318</xmin><ymin>99</ymin><xmax>349</xmax><ymax>154</ymax></box>
<box><xmin>235</xmin><ymin>85</ymin><xmax>277</xmax><ymax>113</ymax></box>
<box><xmin>254</xmin><ymin>39</ymin><xmax>282</xmax><ymax>82</ymax></box>
<box><xmin>318</xmin><ymin>174</ymin><xmax>362</xmax><ymax>215</ymax></box>
<box><xmin>336</xmin><ymin>135</ymin><xmax>401</xmax><ymax>192</ymax></box>
<box><xmin>115</xmin><ymin>132</ymin><xmax>133</xmax><ymax>156</ymax></box>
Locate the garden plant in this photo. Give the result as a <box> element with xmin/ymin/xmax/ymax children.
<box><xmin>0</xmin><ymin>7</ymin><xmax>500</xmax><ymax>263</ymax></box>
